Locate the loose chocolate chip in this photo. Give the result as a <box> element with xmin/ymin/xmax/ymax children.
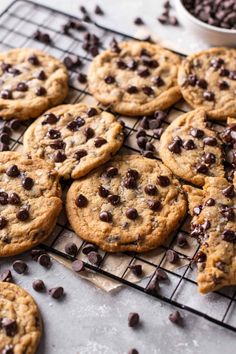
<box><xmin>79</xmin><ymin>5</ymin><xmax>87</xmax><ymax>14</ymax></box>
<box><xmin>176</xmin><ymin>233</ymin><xmax>188</xmax><ymax>247</ymax></box>
<box><xmin>8</xmin><ymin>192</ymin><xmax>20</xmax><ymax>205</ymax></box>
<box><xmin>16</xmin><ymin>208</ymin><xmax>29</xmax><ymax>221</ymax></box>
<box><xmin>129</xmin><ymin>264</ymin><xmax>143</xmax><ymax>277</ymax></box>
<box><xmin>104</xmin><ymin>76</ymin><xmax>115</xmax><ymax>84</ymax></box>
<box><xmin>108</xmin><ymin>194</ymin><xmax>120</xmax><ymax>206</ymax></box>
<box><xmin>134</xmin><ymin>17</ymin><xmax>144</xmax><ymax>25</ymax></box>
<box><xmin>190</xmin><ymin>128</ymin><xmax>204</xmax><ymax>138</ymax></box>
<box><xmin>2</xmin><ymin>318</ymin><xmax>17</xmax><ymax>336</ymax></box>
<box><xmin>28</xmin><ymin>54</ymin><xmax>39</xmax><ymax>65</ymax></box>
<box><xmin>153</xmin><ymin>128</ymin><xmax>164</xmax><ymax>139</ymax></box>
<box><xmin>155</xmin><ymin>268</ymin><xmax>168</xmax><ymax>281</ymax></box>
<box><xmin>35</xmin><ymin>87</ymin><xmax>47</xmax><ymax>96</ymax></box>
<box><xmin>75</xmin><ymin>194</ymin><xmax>88</xmax><ymax>208</ymax></box>
<box><xmin>94</xmin><ymin>137</ymin><xmax>107</xmax><ymax>147</ymax></box>
<box><xmin>6</xmin><ymin>164</ymin><xmax>20</xmax><ymax>177</ymax></box>
<box><xmin>99</xmin><ymin>211</ymin><xmax>112</xmax><ymax>222</ymax></box>
<box><xmin>104</xmin><ymin>167</ymin><xmax>118</xmax><ymax>178</ymax></box>
<box><xmin>95</xmin><ymin>5</ymin><xmax>104</xmax><ymax>15</ymax></box>
<box><xmin>0</xmin><ymin>143</ymin><xmax>9</xmax><ymax>151</ymax></box>
<box><xmin>157</xmin><ymin>175</ymin><xmax>170</xmax><ymax>187</ymax></box>
<box><xmin>83</xmin><ymin>127</ymin><xmax>95</xmax><ymax>140</ymax></box>
<box><xmin>72</xmin><ymin>260</ymin><xmax>85</xmax><ymax>273</ymax></box>
<box><xmin>0</xmin><ymin>269</ymin><xmax>12</xmax><ymax>282</ymax></box>
<box><xmin>166</xmin><ymin>250</ymin><xmax>179</xmax><ymax>264</ymax></box>
<box><xmin>145</xmin><ymin>141</ymin><xmax>155</xmax><ymax>152</ymax></box>
<box><xmin>33</xmin><ymin>279</ymin><xmax>45</xmax><ymax>292</ymax></box>
<box><xmin>223</xmin><ymin>185</ymin><xmax>235</xmax><ymax>198</ymax></box>
<box><xmin>142</xmin><ymin>86</ymin><xmax>155</xmax><ymax>96</ymax></box>
<box><xmin>64</xmin><ymin>242</ymin><xmax>78</xmax><ymax>257</ymax></box>
<box><xmin>47</xmin><ymin>129</ymin><xmax>61</xmax><ymax>139</ymax></box>
<box><xmin>219</xmin><ymin>80</ymin><xmax>229</xmax><ymax>90</ymax></box>
<box><xmin>98</xmin><ymin>186</ymin><xmax>110</xmax><ymax>198</ymax></box>
<box><xmin>22</xmin><ymin>176</ymin><xmax>34</xmax><ymax>190</ymax></box>
<box><xmin>16</xmin><ymin>82</ymin><xmax>28</xmax><ymax>92</ymax></box>
<box><xmin>222</xmin><ymin>230</ymin><xmax>236</xmax><ymax>243</ymax></box>
<box><xmin>168</xmin><ymin>139</ymin><xmax>181</xmax><ymax>154</ymax></box>
<box><xmin>42</xmin><ymin>113</ymin><xmax>58</xmax><ymax>125</ymax></box>
<box><xmin>205</xmin><ymin>198</ymin><xmax>215</xmax><ymax>206</ymax></box>
<box><xmin>203</xmin><ymin>90</ymin><xmax>215</xmax><ymax>101</ymax></box>
<box><xmin>0</xmin><ymin>191</ymin><xmax>8</xmax><ymax>205</ymax></box>
<box><xmin>196</xmin><ymin>163</ymin><xmax>209</xmax><ymax>174</ymax></box>
<box><xmin>137</xmin><ymin>136</ymin><xmax>147</xmax><ymax>149</ymax></box>
<box><xmin>149</xmin><ymin>119</ymin><xmax>162</xmax><ymax>130</ymax></box>
<box><xmin>127</xmin><ymin>85</ymin><xmax>139</xmax><ymax>94</ymax></box>
<box><xmin>145</xmin><ymin>275</ymin><xmax>159</xmax><ymax>295</ymax></box>
<box><xmin>126</xmin><ymin>208</ymin><xmax>138</xmax><ymax>220</ymax></box>
<box><xmin>54</xmin><ymin>151</ymin><xmax>67</xmax><ymax>163</ymax></box>
<box><xmin>77</xmin><ymin>72</ymin><xmax>87</xmax><ymax>83</ymax></box>
<box><xmin>203</xmin><ymin>152</ymin><xmax>216</xmax><ymax>165</ymax></box>
<box><xmin>144</xmin><ymin>184</ymin><xmax>157</xmax><ymax>196</ymax></box>
<box><xmin>169</xmin><ymin>310</ymin><xmax>181</xmax><ymax>324</ymax></box>
<box><xmin>12</xmin><ymin>260</ymin><xmax>28</xmax><ymax>274</ymax></box>
<box><xmin>49</xmin><ymin>286</ymin><xmax>64</xmax><ymax>299</ymax></box>
<box><xmin>38</xmin><ymin>253</ymin><xmax>51</xmax><ymax>268</ymax></box>
<box><xmin>0</xmin><ymin>133</ymin><xmax>10</xmax><ymax>145</ymax></box>
<box><xmin>74</xmin><ymin>149</ymin><xmax>87</xmax><ymax>161</ymax></box>
<box><xmin>2</xmin><ymin>125</ymin><xmax>11</xmax><ymax>135</ymax></box>
<box><xmin>87</xmin><ymin>251</ymin><xmax>102</xmax><ymax>265</ymax></box>
<box><xmin>203</xmin><ymin>137</ymin><xmax>217</xmax><ymax>146</ymax></box>
<box><xmin>183</xmin><ymin>139</ymin><xmax>195</xmax><ymax>150</ymax></box>
<box><xmin>82</xmin><ymin>243</ymin><xmax>98</xmax><ymax>255</ymax></box>
<box><xmin>128</xmin><ymin>312</ymin><xmax>140</xmax><ymax>327</ymax></box>
<box><xmin>147</xmin><ymin>200</ymin><xmax>162</xmax><ymax>211</ymax></box>
<box><xmin>0</xmin><ymin>216</ymin><xmax>7</xmax><ymax>229</ymax></box>
<box><xmin>197</xmin><ymin>78</ymin><xmax>208</xmax><ymax>89</ymax></box>
<box><xmin>193</xmin><ymin>205</ymin><xmax>202</xmax><ymax>215</ymax></box>
<box><xmin>31</xmin><ymin>248</ymin><xmax>45</xmax><ymax>261</ymax></box>
<box><xmin>1</xmin><ymin>89</ymin><xmax>12</xmax><ymax>99</ymax></box>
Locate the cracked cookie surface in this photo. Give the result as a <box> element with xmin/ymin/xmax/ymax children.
<box><xmin>66</xmin><ymin>154</ymin><xmax>187</xmax><ymax>253</ymax></box>
<box><xmin>23</xmin><ymin>104</ymin><xmax>124</xmax><ymax>179</ymax></box>
<box><xmin>0</xmin><ymin>151</ymin><xmax>62</xmax><ymax>256</ymax></box>
<box><xmin>178</xmin><ymin>47</ymin><xmax>236</xmax><ymax>120</ymax></box>
<box><xmin>159</xmin><ymin>109</ymin><xmax>225</xmax><ymax>186</ymax></box>
<box><xmin>0</xmin><ymin>48</ymin><xmax>68</xmax><ymax>120</ymax></box>
<box><xmin>88</xmin><ymin>41</ymin><xmax>181</xmax><ymax>116</ymax></box>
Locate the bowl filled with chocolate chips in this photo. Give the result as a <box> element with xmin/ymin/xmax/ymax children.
<box><xmin>175</xmin><ymin>0</ymin><xmax>236</xmax><ymax>46</ymax></box>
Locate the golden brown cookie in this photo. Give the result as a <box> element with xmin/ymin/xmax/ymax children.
<box><xmin>0</xmin><ymin>48</ymin><xmax>68</xmax><ymax>120</ymax></box>
<box><xmin>178</xmin><ymin>47</ymin><xmax>236</xmax><ymax>120</ymax></box>
<box><xmin>66</xmin><ymin>154</ymin><xmax>187</xmax><ymax>253</ymax></box>
<box><xmin>23</xmin><ymin>104</ymin><xmax>124</xmax><ymax>179</ymax></box>
<box><xmin>0</xmin><ymin>151</ymin><xmax>62</xmax><ymax>256</ymax></box>
<box><xmin>184</xmin><ymin>175</ymin><xmax>236</xmax><ymax>294</ymax></box>
<box><xmin>88</xmin><ymin>41</ymin><xmax>182</xmax><ymax>116</ymax></box>
<box><xmin>0</xmin><ymin>282</ymin><xmax>42</xmax><ymax>354</ymax></box>
<box><xmin>159</xmin><ymin>109</ymin><xmax>225</xmax><ymax>186</ymax></box>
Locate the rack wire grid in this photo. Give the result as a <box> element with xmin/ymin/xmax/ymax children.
<box><xmin>0</xmin><ymin>0</ymin><xmax>235</xmax><ymax>334</ymax></box>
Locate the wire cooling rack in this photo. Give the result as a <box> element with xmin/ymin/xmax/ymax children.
<box><xmin>0</xmin><ymin>0</ymin><xmax>236</xmax><ymax>333</ymax></box>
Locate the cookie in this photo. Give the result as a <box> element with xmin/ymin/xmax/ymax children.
<box><xmin>0</xmin><ymin>48</ymin><xmax>68</xmax><ymax>120</ymax></box>
<box><xmin>88</xmin><ymin>41</ymin><xmax>182</xmax><ymax>116</ymax></box>
<box><xmin>0</xmin><ymin>151</ymin><xmax>62</xmax><ymax>256</ymax></box>
<box><xmin>178</xmin><ymin>47</ymin><xmax>236</xmax><ymax>120</ymax></box>
<box><xmin>23</xmin><ymin>103</ymin><xmax>124</xmax><ymax>179</ymax></box>
<box><xmin>159</xmin><ymin>109</ymin><xmax>225</xmax><ymax>186</ymax></box>
<box><xmin>66</xmin><ymin>154</ymin><xmax>187</xmax><ymax>253</ymax></box>
<box><xmin>184</xmin><ymin>175</ymin><xmax>236</xmax><ymax>294</ymax></box>
<box><xmin>0</xmin><ymin>282</ymin><xmax>42</xmax><ymax>354</ymax></box>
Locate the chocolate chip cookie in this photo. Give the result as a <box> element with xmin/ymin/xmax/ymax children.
<box><xmin>159</xmin><ymin>109</ymin><xmax>225</xmax><ymax>186</ymax></box>
<box><xmin>184</xmin><ymin>175</ymin><xmax>236</xmax><ymax>294</ymax></box>
<box><xmin>0</xmin><ymin>282</ymin><xmax>42</xmax><ymax>354</ymax></box>
<box><xmin>0</xmin><ymin>151</ymin><xmax>62</xmax><ymax>256</ymax></box>
<box><xmin>66</xmin><ymin>154</ymin><xmax>187</xmax><ymax>253</ymax></box>
<box><xmin>0</xmin><ymin>48</ymin><xmax>68</xmax><ymax>120</ymax></box>
<box><xmin>23</xmin><ymin>103</ymin><xmax>124</xmax><ymax>179</ymax></box>
<box><xmin>178</xmin><ymin>47</ymin><xmax>236</xmax><ymax>120</ymax></box>
<box><xmin>88</xmin><ymin>41</ymin><xmax>182</xmax><ymax>116</ymax></box>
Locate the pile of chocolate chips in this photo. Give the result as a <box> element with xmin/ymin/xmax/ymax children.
<box><xmin>182</xmin><ymin>0</ymin><xmax>236</xmax><ymax>29</ymax></box>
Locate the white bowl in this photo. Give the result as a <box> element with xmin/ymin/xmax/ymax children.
<box><xmin>175</xmin><ymin>0</ymin><xmax>236</xmax><ymax>47</ymax></box>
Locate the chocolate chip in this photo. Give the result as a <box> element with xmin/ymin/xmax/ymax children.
<box><xmin>202</xmin><ymin>152</ymin><xmax>216</xmax><ymax>165</ymax></box>
<box><xmin>99</xmin><ymin>211</ymin><xmax>112</xmax><ymax>222</ymax></box>
<box><xmin>188</xmin><ymin>74</ymin><xmax>198</xmax><ymax>86</ymax></box>
<box><xmin>128</xmin><ymin>312</ymin><xmax>140</xmax><ymax>327</ymax></box>
<box><xmin>110</xmin><ymin>38</ymin><xmax>121</xmax><ymax>53</ymax></box>
<box><xmin>221</xmin><ymin>206</ymin><xmax>234</xmax><ymax>221</ymax></box>
<box><xmin>42</xmin><ymin>113</ymin><xmax>58</xmax><ymax>125</ymax></box>
<box><xmin>203</xmin><ymin>90</ymin><xmax>215</xmax><ymax>101</ymax></box>
<box><xmin>8</xmin><ymin>67</ymin><xmax>21</xmax><ymax>76</ymax></box>
<box><xmin>223</xmin><ymin>185</ymin><xmax>234</xmax><ymax>198</ymax></box>
<box><xmin>31</xmin><ymin>248</ymin><xmax>45</xmax><ymax>261</ymax></box>
<box><xmin>127</xmin><ymin>85</ymin><xmax>139</xmax><ymax>94</ymax></box>
<box><xmin>123</xmin><ymin>176</ymin><xmax>137</xmax><ymax>189</ymax></box>
<box><xmin>210</xmin><ymin>57</ymin><xmax>224</xmax><ymax>70</ymax></box>
<box><xmin>8</xmin><ymin>192</ymin><xmax>20</xmax><ymax>205</ymax></box>
<box><xmin>32</xmin><ymin>279</ymin><xmax>45</xmax><ymax>292</ymax></box>
<box><xmin>0</xmin><ymin>269</ymin><xmax>12</xmax><ymax>282</ymax></box>
<box><xmin>36</xmin><ymin>70</ymin><xmax>47</xmax><ymax>80</ymax></box>
<box><xmin>142</xmin><ymin>59</ymin><xmax>158</xmax><ymax>69</ymax></box>
<box><xmin>138</xmin><ymin>68</ymin><xmax>150</xmax><ymax>78</ymax></box>
<box><xmin>229</xmin><ymin>71</ymin><xmax>236</xmax><ymax>80</ymax></box>
<box><xmin>54</xmin><ymin>151</ymin><xmax>67</xmax><ymax>163</ymax></box>
<box><xmin>2</xmin><ymin>318</ymin><xmax>17</xmax><ymax>336</ymax></box>
<box><xmin>0</xmin><ymin>133</ymin><xmax>10</xmax><ymax>145</ymax></box>
<box><xmin>203</xmin><ymin>137</ymin><xmax>217</xmax><ymax>146</ymax></box>
<box><xmin>67</xmin><ymin>118</ymin><xmax>85</xmax><ymax>131</ymax></box>
<box><xmin>104</xmin><ymin>167</ymin><xmax>118</xmax><ymax>178</ymax></box>
<box><xmin>137</xmin><ymin>136</ymin><xmax>147</xmax><ymax>149</ymax></box>
<box><xmin>145</xmin><ymin>275</ymin><xmax>159</xmax><ymax>295</ymax></box>
<box><xmin>74</xmin><ymin>149</ymin><xmax>87</xmax><ymax>161</ymax></box>
<box><xmin>1</xmin><ymin>89</ymin><xmax>12</xmax><ymax>99</ymax></box>
<box><xmin>87</xmin><ymin>107</ymin><xmax>97</xmax><ymax>117</ymax></box>
<box><xmin>157</xmin><ymin>175</ymin><xmax>170</xmax><ymax>187</ymax></box>
<box><xmin>16</xmin><ymin>82</ymin><xmax>28</xmax><ymax>92</ymax></box>
<box><xmin>87</xmin><ymin>251</ymin><xmax>102</xmax><ymax>265</ymax></box>
<box><xmin>108</xmin><ymin>194</ymin><xmax>120</xmax><ymax>206</ymax></box>
<box><xmin>168</xmin><ymin>139</ymin><xmax>181</xmax><ymax>154</ymax></box>
<box><xmin>82</xmin><ymin>243</ymin><xmax>98</xmax><ymax>255</ymax></box>
<box><xmin>16</xmin><ymin>208</ymin><xmax>29</xmax><ymax>221</ymax></box>
<box><xmin>196</xmin><ymin>163</ymin><xmax>209</xmax><ymax>174</ymax></box>
<box><xmin>134</xmin><ymin>17</ymin><xmax>144</xmax><ymax>25</ymax></box>
<box><xmin>117</xmin><ymin>59</ymin><xmax>127</xmax><ymax>70</ymax></box>
<box><xmin>38</xmin><ymin>253</ymin><xmax>51</xmax><ymax>268</ymax></box>
<box><xmin>104</xmin><ymin>76</ymin><xmax>115</xmax><ymax>84</ymax></box>
<box><xmin>176</xmin><ymin>233</ymin><xmax>188</xmax><ymax>247</ymax></box>
<box><xmin>28</xmin><ymin>54</ymin><xmax>39</xmax><ymax>65</ymax></box>
<box><xmin>126</xmin><ymin>208</ymin><xmax>138</xmax><ymax>220</ymax></box>
<box><xmin>219</xmin><ymin>80</ymin><xmax>229</xmax><ymax>90</ymax></box>
<box><xmin>12</xmin><ymin>260</ymin><xmax>28</xmax><ymax>274</ymax></box>
<box><xmin>75</xmin><ymin>194</ymin><xmax>88</xmax><ymax>208</ymax></box>
<box><xmin>83</xmin><ymin>127</ymin><xmax>95</xmax><ymax>140</ymax></box>
<box><xmin>142</xmin><ymin>86</ymin><xmax>155</xmax><ymax>96</ymax></box>
<box><xmin>77</xmin><ymin>72</ymin><xmax>87</xmax><ymax>84</ymax></box>
<box><xmin>0</xmin><ymin>191</ymin><xmax>8</xmax><ymax>205</ymax></box>
<box><xmin>153</xmin><ymin>128</ymin><xmax>164</xmax><ymax>139</ymax></box>
<box><xmin>153</xmin><ymin>76</ymin><xmax>165</xmax><ymax>87</ymax></box>
<box><xmin>205</xmin><ymin>198</ymin><xmax>215</xmax><ymax>206</ymax></box>
<box><xmin>0</xmin><ymin>143</ymin><xmax>9</xmax><ymax>151</ymax></box>
<box><xmin>197</xmin><ymin>78</ymin><xmax>208</xmax><ymax>89</ymax></box>
<box><xmin>129</xmin><ymin>264</ymin><xmax>143</xmax><ymax>277</ymax></box>
<box><xmin>63</xmin><ymin>242</ymin><xmax>78</xmax><ymax>257</ymax></box>
<box><xmin>193</xmin><ymin>205</ymin><xmax>202</xmax><ymax>215</ymax></box>
<box><xmin>222</xmin><ymin>230</ymin><xmax>236</xmax><ymax>243</ymax></box>
<box><xmin>0</xmin><ymin>216</ymin><xmax>7</xmax><ymax>229</ymax></box>
<box><xmin>190</xmin><ymin>128</ymin><xmax>204</xmax><ymax>139</ymax></box>
<box><xmin>183</xmin><ymin>139</ymin><xmax>195</xmax><ymax>150</ymax></box>
<box><xmin>50</xmin><ymin>140</ymin><xmax>65</xmax><ymax>150</ymax></box>
<box><xmin>35</xmin><ymin>87</ymin><xmax>47</xmax><ymax>96</ymax></box>
<box><xmin>71</xmin><ymin>260</ymin><xmax>84</xmax><ymax>274</ymax></box>
<box><xmin>95</xmin><ymin>5</ymin><xmax>104</xmax><ymax>15</ymax></box>
<box><xmin>147</xmin><ymin>200</ymin><xmax>162</xmax><ymax>211</ymax></box>
<box><xmin>94</xmin><ymin>137</ymin><xmax>107</xmax><ymax>147</ymax></box>
<box><xmin>6</xmin><ymin>164</ymin><xmax>20</xmax><ymax>177</ymax></box>
<box><xmin>49</xmin><ymin>286</ymin><xmax>64</xmax><ymax>299</ymax></box>
<box><xmin>144</xmin><ymin>184</ymin><xmax>157</xmax><ymax>196</ymax></box>
<box><xmin>22</xmin><ymin>176</ymin><xmax>34</xmax><ymax>190</ymax></box>
<box><xmin>169</xmin><ymin>310</ymin><xmax>181</xmax><ymax>324</ymax></box>
<box><xmin>98</xmin><ymin>186</ymin><xmax>110</xmax><ymax>198</ymax></box>
<box><xmin>166</xmin><ymin>250</ymin><xmax>179</xmax><ymax>263</ymax></box>
<box><xmin>127</xmin><ymin>59</ymin><xmax>138</xmax><ymax>71</ymax></box>
<box><xmin>2</xmin><ymin>125</ymin><xmax>11</xmax><ymax>135</ymax></box>
<box><xmin>47</xmin><ymin>129</ymin><xmax>61</xmax><ymax>139</ymax></box>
